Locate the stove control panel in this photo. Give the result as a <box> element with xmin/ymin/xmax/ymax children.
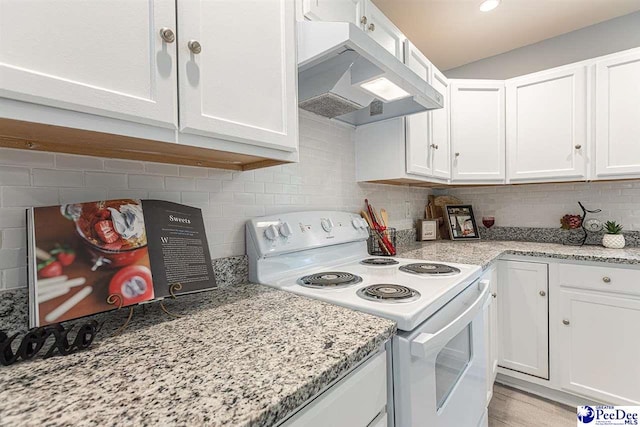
<box><xmin>246</xmin><ymin>211</ymin><xmax>370</xmax><ymax>257</ymax></box>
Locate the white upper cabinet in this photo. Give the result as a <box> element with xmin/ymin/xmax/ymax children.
<box><xmin>594</xmin><ymin>48</ymin><xmax>640</xmax><ymax>179</ymax></box>
<box><xmin>405</xmin><ymin>42</ymin><xmax>434</xmax><ymax>177</ymax></box>
<box><xmin>0</xmin><ymin>0</ymin><xmax>177</xmax><ymax>128</ymax></box>
<box><xmin>450</xmin><ymin>80</ymin><xmax>505</xmax><ymax>184</ymax></box>
<box><xmin>430</xmin><ymin>68</ymin><xmax>451</xmax><ymax>180</ymax></box>
<box><xmin>178</xmin><ymin>0</ymin><xmax>298</xmax><ymax>152</ymax></box>
<box><xmin>362</xmin><ymin>1</ymin><xmax>405</xmax><ymax>60</ymax></box>
<box><xmin>301</xmin><ymin>0</ymin><xmax>364</xmax><ymax>26</ymax></box>
<box><xmin>506</xmin><ymin>65</ymin><xmax>588</xmax><ymax>183</ymax></box>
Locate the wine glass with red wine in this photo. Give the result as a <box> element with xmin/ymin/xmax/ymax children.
<box><xmin>482</xmin><ymin>216</ymin><xmax>495</xmax><ymax>228</ymax></box>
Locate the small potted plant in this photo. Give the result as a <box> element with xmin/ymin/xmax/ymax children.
<box><xmin>602</xmin><ymin>221</ymin><xmax>625</xmax><ymax>249</ymax></box>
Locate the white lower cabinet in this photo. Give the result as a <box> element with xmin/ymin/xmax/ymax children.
<box><xmin>497</xmin><ymin>260</ymin><xmax>549</xmax><ymax>379</ymax></box>
<box><xmin>483</xmin><ymin>266</ymin><xmax>499</xmax><ymax>405</ymax></box>
<box><xmin>557</xmin><ymin>288</ymin><xmax>640</xmax><ymax>405</ymax></box>
<box><xmin>281</xmin><ymin>351</ymin><xmax>388</xmax><ymax>427</ymax></box>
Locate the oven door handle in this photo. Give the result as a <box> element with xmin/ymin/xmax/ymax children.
<box><xmin>410</xmin><ymin>279</ymin><xmax>490</xmax><ymax>359</ymax></box>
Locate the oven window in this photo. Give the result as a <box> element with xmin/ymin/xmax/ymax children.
<box><xmin>435</xmin><ymin>324</ymin><xmax>472</xmax><ymax>409</ymax></box>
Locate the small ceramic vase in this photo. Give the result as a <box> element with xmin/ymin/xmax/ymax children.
<box><xmin>602</xmin><ymin>233</ymin><xmax>625</xmax><ymax>249</ymax></box>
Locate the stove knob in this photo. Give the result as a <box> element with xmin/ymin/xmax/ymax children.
<box><xmin>279</xmin><ymin>222</ymin><xmax>293</xmax><ymax>238</ymax></box>
<box><xmin>264</xmin><ymin>224</ymin><xmax>280</xmax><ymax>241</ymax></box>
<box><xmin>359</xmin><ymin>218</ymin><xmax>369</xmax><ymax>229</ymax></box>
<box><xmin>352</xmin><ymin>218</ymin><xmax>360</xmax><ymax>229</ymax></box>
<box><xmin>321</xmin><ymin>218</ymin><xmax>334</xmax><ymax>232</ymax></box>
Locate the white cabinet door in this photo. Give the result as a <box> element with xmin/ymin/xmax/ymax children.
<box><xmin>595</xmin><ymin>48</ymin><xmax>640</xmax><ymax>179</ymax></box>
<box><xmin>450</xmin><ymin>80</ymin><xmax>505</xmax><ymax>183</ymax></box>
<box><xmin>498</xmin><ymin>261</ymin><xmax>549</xmax><ymax>379</ymax></box>
<box><xmin>363</xmin><ymin>0</ymin><xmax>405</xmax><ymax>60</ymax></box>
<box><xmin>0</xmin><ymin>0</ymin><xmax>177</xmax><ymax>128</ymax></box>
<box><xmin>430</xmin><ymin>67</ymin><xmax>451</xmax><ymax>180</ymax></box>
<box><xmin>301</xmin><ymin>0</ymin><xmax>364</xmax><ymax>26</ymax></box>
<box><xmin>405</xmin><ymin>42</ymin><xmax>433</xmax><ymax>177</ymax></box>
<box><xmin>178</xmin><ymin>0</ymin><xmax>298</xmax><ymax>152</ymax></box>
<box><xmin>506</xmin><ymin>66</ymin><xmax>587</xmax><ymax>182</ymax></box>
<box><xmin>558</xmin><ymin>289</ymin><xmax>640</xmax><ymax>405</ymax></box>
<box><xmin>482</xmin><ymin>266</ymin><xmax>499</xmax><ymax>405</ymax></box>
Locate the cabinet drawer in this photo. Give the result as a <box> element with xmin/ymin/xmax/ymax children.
<box><xmin>557</xmin><ymin>263</ymin><xmax>640</xmax><ymax>297</ymax></box>
<box><xmin>281</xmin><ymin>351</ymin><xmax>387</xmax><ymax>427</ymax></box>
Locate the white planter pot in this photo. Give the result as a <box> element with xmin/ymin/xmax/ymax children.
<box><xmin>602</xmin><ymin>233</ymin><xmax>625</xmax><ymax>249</ymax></box>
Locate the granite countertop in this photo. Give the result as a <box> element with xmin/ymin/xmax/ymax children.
<box><xmin>0</xmin><ymin>284</ymin><xmax>395</xmax><ymax>427</ymax></box>
<box><xmin>398</xmin><ymin>240</ymin><xmax>640</xmax><ymax>270</ymax></box>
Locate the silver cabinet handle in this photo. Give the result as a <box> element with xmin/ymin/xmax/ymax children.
<box><xmin>431</xmin><ymin>144</ymin><xmax>439</xmax><ymax>150</ymax></box>
<box><xmin>188</xmin><ymin>40</ymin><xmax>202</xmax><ymax>54</ymax></box>
<box><xmin>455</xmin><ymin>152</ymin><xmax>460</xmax><ymax>157</ymax></box>
<box><xmin>603</xmin><ymin>276</ymin><xmax>611</xmax><ymax>283</ymax></box>
<box><xmin>539</xmin><ymin>290</ymin><xmax>546</xmax><ymax>297</ymax></box>
<box><xmin>160</xmin><ymin>27</ymin><xmax>175</xmax><ymax>43</ymax></box>
<box><xmin>491</xmin><ymin>293</ymin><xmax>497</xmax><ymax>298</ymax></box>
<box><xmin>360</xmin><ymin>15</ymin><xmax>367</xmax><ymax>25</ymax></box>
<box><xmin>563</xmin><ymin>319</ymin><xmax>570</xmax><ymax>325</ymax></box>
<box><xmin>575</xmin><ymin>144</ymin><xmax>582</xmax><ymax>149</ymax></box>
<box><xmin>368</xmin><ymin>23</ymin><xmax>375</xmax><ymax>32</ymax></box>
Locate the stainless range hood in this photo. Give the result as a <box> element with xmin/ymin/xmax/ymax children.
<box><xmin>297</xmin><ymin>21</ymin><xmax>443</xmax><ymax>126</ymax></box>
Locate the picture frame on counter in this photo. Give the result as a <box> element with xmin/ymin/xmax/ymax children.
<box><xmin>416</xmin><ymin>219</ymin><xmax>438</xmax><ymax>241</ymax></box>
<box><xmin>444</xmin><ymin>205</ymin><xmax>480</xmax><ymax>241</ymax></box>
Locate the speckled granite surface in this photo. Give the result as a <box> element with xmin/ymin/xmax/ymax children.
<box><xmin>398</xmin><ymin>240</ymin><xmax>640</xmax><ymax>270</ymax></box>
<box><xmin>479</xmin><ymin>226</ymin><xmax>640</xmax><ymax>247</ymax></box>
<box><xmin>0</xmin><ymin>284</ymin><xmax>395</xmax><ymax>427</ymax></box>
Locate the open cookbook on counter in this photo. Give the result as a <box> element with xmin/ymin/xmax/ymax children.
<box><xmin>26</xmin><ymin>199</ymin><xmax>216</xmax><ymax>328</ymax></box>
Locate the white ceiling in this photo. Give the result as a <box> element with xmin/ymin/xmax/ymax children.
<box><xmin>371</xmin><ymin>0</ymin><xmax>640</xmax><ymax>70</ymax></box>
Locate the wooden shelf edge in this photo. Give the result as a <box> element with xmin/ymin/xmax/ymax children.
<box><xmin>0</xmin><ymin>118</ymin><xmax>292</xmax><ymax>171</ymax></box>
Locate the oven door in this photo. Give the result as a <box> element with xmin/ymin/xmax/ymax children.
<box><xmin>393</xmin><ymin>279</ymin><xmax>490</xmax><ymax>427</ymax></box>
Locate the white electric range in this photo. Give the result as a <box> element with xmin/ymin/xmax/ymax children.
<box><xmin>247</xmin><ymin>211</ymin><xmax>489</xmax><ymax>427</ymax></box>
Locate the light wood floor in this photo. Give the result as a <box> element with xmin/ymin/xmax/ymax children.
<box><xmin>488</xmin><ymin>384</ymin><xmax>575</xmax><ymax>426</ymax></box>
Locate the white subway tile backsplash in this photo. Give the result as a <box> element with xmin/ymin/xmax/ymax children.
<box><xmin>2</xmin><ymin>187</ymin><xmax>59</xmax><ymax>207</ymax></box>
<box><xmin>59</xmin><ymin>188</ymin><xmax>107</xmax><ymax>204</ymax></box>
<box><xmin>0</xmin><ymin>166</ymin><xmax>30</xmax><ymax>186</ymax></box>
<box><xmin>165</xmin><ymin>177</ymin><xmax>195</xmax><ymax>192</ymax></box>
<box><xmin>85</xmin><ymin>172</ymin><xmax>128</xmax><ymax>188</ymax></box>
<box><xmin>129</xmin><ymin>174</ymin><xmax>164</xmax><ymax>190</ymax></box>
<box><xmin>0</xmin><ymin>114</ymin><xmax>435</xmax><ymax>289</ymax></box>
<box><xmin>33</xmin><ymin>169</ymin><xmax>83</xmax><ymax>187</ymax></box>
<box><xmin>104</xmin><ymin>159</ymin><xmax>145</xmax><ymax>172</ymax></box>
<box><xmin>55</xmin><ymin>154</ymin><xmax>104</xmax><ymax>171</ymax></box>
<box><xmin>0</xmin><ymin>148</ymin><xmax>54</xmax><ymax>167</ymax></box>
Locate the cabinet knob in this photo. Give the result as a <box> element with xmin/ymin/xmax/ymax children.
<box><xmin>562</xmin><ymin>319</ymin><xmax>570</xmax><ymax>325</ymax></box>
<box><xmin>491</xmin><ymin>293</ymin><xmax>497</xmax><ymax>298</ymax></box>
<box><xmin>159</xmin><ymin>27</ymin><xmax>175</xmax><ymax>43</ymax></box>
<box><xmin>368</xmin><ymin>23</ymin><xmax>376</xmax><ymax>32</ymax></box>
<box><xmin>431</xmin><ymin>144</ymin><xmax>439</xmax><ymax>150</ymax></box>
<box><xmin>575</xmin><ymin>144</ymin><xmax>582</xmax><ymax>149</ymax></box>
<box><xmin>188</xmin><ymin>40</ymin><xmax>202</xmax><ymax>54</ymax></box>
<box><xmin>602</xmin><ymin>276</ymin><xmax>611</xmax><ymax>283</ymax></box>
<box><xmin>539</xmin><ymin>290</ymin><xmax>546</xmax><ymax>297</ymax></box>
<box><xmin>455</xmin><ymin>152</ymin><xmax>460</xmax><ymax>157</ymax></box>
<box><xmin>360</xmin><ymin>15</ymin><xmax>368</xmax><ymax>25</ymax></box>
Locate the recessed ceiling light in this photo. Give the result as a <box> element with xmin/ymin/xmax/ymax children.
<box><xmin>479</xmin><ymin>0</ymin><xmax>501</xmax><ymax>12</ymax></box>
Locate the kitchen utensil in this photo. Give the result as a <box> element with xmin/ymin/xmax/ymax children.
<box><xmin>365</xmin><ymin>199</ymin><xmax>395</xmax><ymax>255</ymax></box>
<box><xmin>44</xmin><ymin>286</ymin><xmax>93</xmax><ymax>323</ymax></box>
<box><xmin>381</xmin><ymin>209</ymin><xmax>390</xmax><ymax>229</ymax></box>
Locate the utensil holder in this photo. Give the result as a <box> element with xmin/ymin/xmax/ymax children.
<box><xmin>367</xmin><ymin>228</ymin><xmax>396</xmax><ymax>256</ymax></box>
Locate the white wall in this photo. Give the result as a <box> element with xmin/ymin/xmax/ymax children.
<box><xmin>0</xmin><ymin>112</ymin><xmax>431</xmax><ymax>290</ymax></box>
<box><xmin>443</xmin><ymin>181</ymin><xmax>640</xmax><ymax>230</ymax></box>
<box><xmin>445</xmin><ymin>11</ymin><xmax>640</xmax><ymax>80</ymax></box>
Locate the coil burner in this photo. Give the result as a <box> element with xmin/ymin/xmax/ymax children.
<box><xmin>357</xmin><ymin>284</ymin><xmax>421</xmax><ymax>303</ymax></box>
<box><xmin>400</xmin><ymin>263</ymin><xmax>461</xmax><ymax>276</ymax></box>
<box><xmin>298</xmin><ymin>272</ymin><xmax>363</xmax><ymax>289</ymax></box>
